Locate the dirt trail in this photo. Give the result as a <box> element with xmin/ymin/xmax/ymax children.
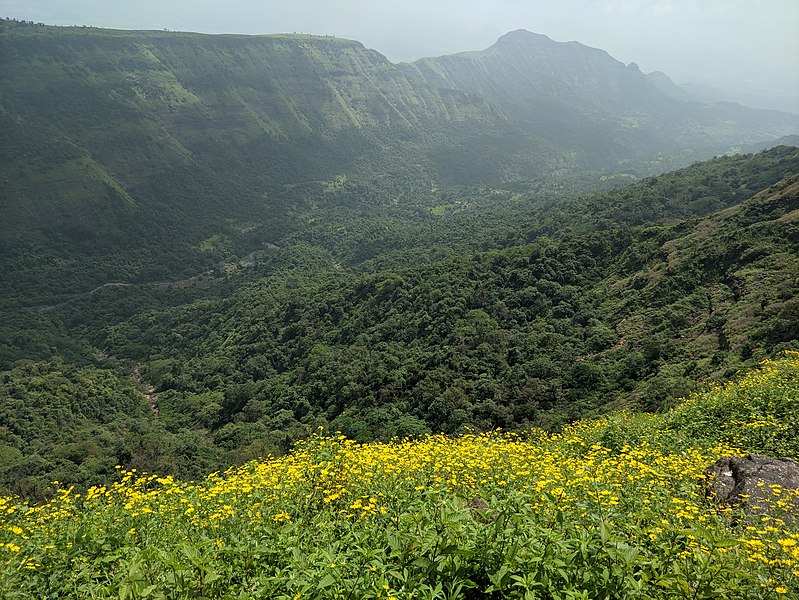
<box><xmin>35</xmin><ymin>272</ymin><xmax>213</xmax><ymax>312</ymax></box>
<box><xmin>30</xmin><ymin>242</ymin><xmax>281</xmax><ymax>312</ymax></box>
<box><xmin>131</xmin><ymin>364</ymin><xmax>159</xmax><ymax>417</ymax></box>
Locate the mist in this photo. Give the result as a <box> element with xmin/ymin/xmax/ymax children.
<box><xmin>2</xmin><ymin>0</ymin><xmax>797</xmax><ymax>113</ymax></box>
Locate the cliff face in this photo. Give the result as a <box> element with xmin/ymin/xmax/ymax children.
<box><xmin>3</xmin><ymin>25</ymin><xmax>794</xmax><ymax>198</ymax></box>
<box><xmin>409</xmin><ymin>30</ymin><xmax>672</xmax><ymax>114</ymax></box>
<box><xmin>0</xmin><ymin>27</ymin><xmax>512</xmax><ymax>300</ymax></box>
<box><xmin>0</xmin><ymin>29</ymin><xmax>504</xmax><ymax>187</ymax></box>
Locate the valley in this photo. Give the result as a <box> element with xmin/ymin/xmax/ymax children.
<box><xmin>1</xmin><ymin>16</ymin><xmax>798</xmax><ymax>597</ymax></box>
<box><xmin>1</xmin><ymin>19</ymin><xmax>798</xmax><ymax>497</ymax></box>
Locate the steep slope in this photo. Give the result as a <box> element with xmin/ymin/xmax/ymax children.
<box><xmin>3</xmin><ymin>23</ymin><xmax>798</xmax><ymax>309</ymax></box>
<box><xmin>646</xmin><ymin>70</ymin><xmax>694</xmax><ymax>102</ymax></box>
<box><xmin>0</xmin><ymin>23</ymin><xmax>512</xmax><ymax>304</ymax></box>
<box><xmin>2</xmin><ymin>355</ymin><xmax>798</xmax><ymax>598</ymax></box>
<box><xmin>411</xmin><ymin>30</ymin><xmax>674</xmax><ymax>119</ymax></box>
<box><xmin>3</xmin><ymin>149</ymin><xmax>795</xmax><ymax>499</ymax></box>
<box><xmin>99</xmin><ymin>157</ymin><xmax>796</xmax><ymax>439</ymax></box>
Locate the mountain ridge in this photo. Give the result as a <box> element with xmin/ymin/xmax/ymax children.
<box><xmin>2</xmin><ymin>21</ymin><xmax>797</xmax><ymax>310</ymax></box>
<box><xmin>408</xmin><ymin>28</ymin><xmax>797</xmax><ymax>162</ymax></box>
<box><xmin>1</xmin><ymin>20</ymin><xmax>797</xmax><ymax>595</ymax></box>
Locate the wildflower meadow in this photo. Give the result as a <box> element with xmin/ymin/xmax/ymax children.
<box><xmin>2</xmin><ymin>353</ymin><xmax>798</xmax><ymax>598</ymax></box>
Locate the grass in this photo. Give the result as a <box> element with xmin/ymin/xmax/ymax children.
<box><xmin>1</xmin><ymin>353</ymin><xmax>798</xmax><ymax>598</ymax></box>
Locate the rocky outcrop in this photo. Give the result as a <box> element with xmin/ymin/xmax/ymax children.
<box><xmin>705</xmin><ymin>455</ymin><xmax>799</xmax><ymax>515</ymax></box>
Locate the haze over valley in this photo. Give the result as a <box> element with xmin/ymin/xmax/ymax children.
<box><xmin>1</xmin><ymin>3</ymin><xmax>799</xmax><ymax>597</ymax></box>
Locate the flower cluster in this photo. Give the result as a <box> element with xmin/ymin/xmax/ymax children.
<box><xmin>0</xmin><ymin>353</ymin><xmax>797</xmax><ymax>597</ymax></box>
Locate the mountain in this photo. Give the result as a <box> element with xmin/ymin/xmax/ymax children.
<box><xmin>1</xmin><ymin>21</ymin><xmax>798</xmax><ymax>595</ymax></box>
<box><xmin>2</xmin><ymin>22</ymin><xmax>798</xmax><ymax>309</ymax></box>
<box><xmin>742</xmin><ymin>134</ymin><xmax>799</xmax><ymax>154</ymax></box>
<box><xmin>2</xmin><ymin>20</ymin><xmax>799</xmax><ymax>499</ymax></box>
<box><xmin>0</xmin><ymin>23</ymin><xmax>508</xmax><ymax>305</ymax></box>
<box><xmin>646</xmin><ymin>70</ymin><xmax>694</xmax><ymax>102</ymax></box>
<box><xmin>410</xmin><ymin>30</ymin><xmax>676</xmax><ymax>156</ymax></box>
<box><xmin>408</xmin><ymin>30</ymin><xmax>798</xmax><ymax>163</ymax></box>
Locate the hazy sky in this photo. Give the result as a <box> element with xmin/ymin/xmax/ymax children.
<box><xmin>2</xmin><ymin>0</ymin><xmax>798</xmax><ymax>112</ymax></box>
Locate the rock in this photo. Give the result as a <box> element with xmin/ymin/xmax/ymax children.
<box><xmin>468</xmin><ymin>496</ymin><xmax>495</xmax><ymax>522</ymax></box>
<box><xmin>469</xmin><ymin>496</ymin><xmax>489</xmax><ymax>511</ymax></box>
<box><xmin>705</xmin><ymin>454</ymin><xmax>799</xmax><ymax>516</ymax></box>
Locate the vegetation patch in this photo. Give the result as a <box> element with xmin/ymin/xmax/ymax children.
<box><xmin>198</xmin><ymin>234</ymin><xmax>233</xmax><ymax>255</ymax></box>
<box><xmin>1</xmin><ymin>354</ymin><xmax>797</xmax><ymax>598</ymax></box>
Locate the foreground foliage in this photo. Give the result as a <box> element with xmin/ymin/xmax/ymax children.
<box><xmin>1</xmin><ymin>353</ymin><xmax>798</xmax><ymax>598</ymax></box>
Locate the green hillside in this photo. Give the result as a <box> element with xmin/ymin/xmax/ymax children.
<box><xmin>91</xmin><ymin>150</ymin><xmax>799</xmax><ymax>437</ymax></box>
<box><xmin>2</xmin><ymin>22</ymin><xmax>797</xmax><ymax>308</ymax></box>
<box><xmin>2</xmin><ymin>18</ymin><xmax>799</xmax><ymax>598</ymax></box>
<box><xmin>1</xmin><ymin>19</ymin><xmax>798</xmax><ymax>510</ymax></box>
<box><xmin>0</xmin><ymin>21</ymin><xmax>507</xmax><ymax>304</ymax></box>
<box><xmin>1</xmin><ymin>353</ymin><xmax>798</xmax><ymax>598</ymax></box>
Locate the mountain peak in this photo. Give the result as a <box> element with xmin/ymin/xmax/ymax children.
<box><xmin>493</xmin><ymin>29</ymin><xmax>554</xmax><ymax>47</ymax></box>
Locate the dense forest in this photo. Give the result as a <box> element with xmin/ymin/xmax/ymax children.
<box><xmin>1</xmin><ymin>22</ymin><xmax>798</xmax><ymax>502</ymax></box>
<box><xmin>2</xmin><ymin>146</ymin><xmax>797</xmax><ymax>499</ymax></box>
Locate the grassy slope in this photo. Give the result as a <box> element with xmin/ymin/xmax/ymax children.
<box><xmin>0</xmin><ymin>353</ymin><xmax>797</xmax><ymax>598</ymax></box>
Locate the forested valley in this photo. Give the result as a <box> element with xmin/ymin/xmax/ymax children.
<box><xmin>0</xmin><ymin>19</ymin><xmax>797</xmax><ymax>499</ymax></box>
<box><xmin>2</xmin><ymin>145</ymin><xmax>797</xmax><ymax>499</ymax></box>
<box><xmin>2</xmin><ymin>18</ymin><xmax>799</xmax><ymax>598</ymax></box>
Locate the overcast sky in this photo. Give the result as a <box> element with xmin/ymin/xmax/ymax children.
<box><xmin>2</xmin><ymin>0</ymin><xmax>798</xmax><ymax>113</ymax></box>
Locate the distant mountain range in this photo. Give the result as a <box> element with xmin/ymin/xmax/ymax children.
<box><xmin>1</xmin><ymin>21</ymin><xmax>797</xmax><ymax>304</ymax></box>
<box><xmin>406</xmin><ymin>30</ymin><xmax>797</xmax><ymax>164</ymax></box>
